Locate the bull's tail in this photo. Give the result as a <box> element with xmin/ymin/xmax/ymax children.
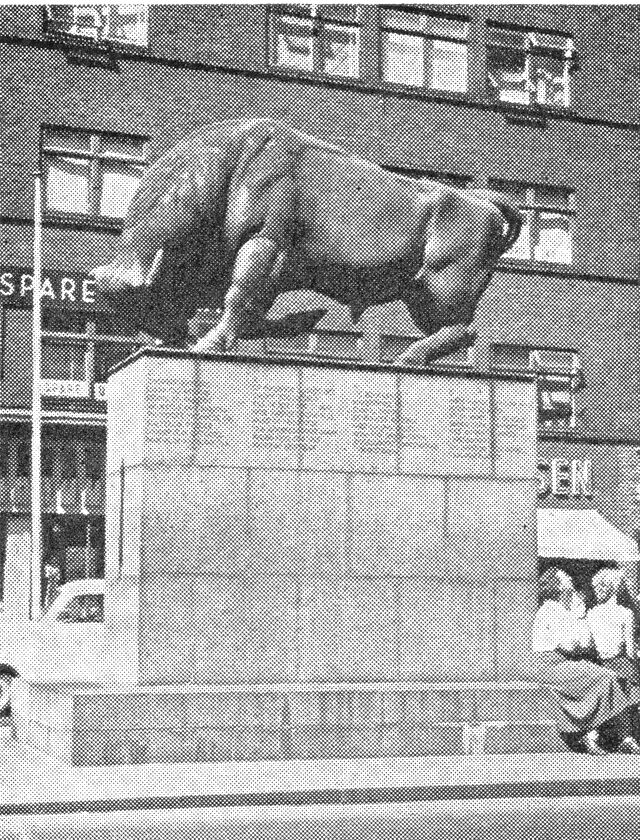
<box><xmin>467</xmin><ymin>188</ymin><xmax>524</xmax><ymax>254</ymax></box>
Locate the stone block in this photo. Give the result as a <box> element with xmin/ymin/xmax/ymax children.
<box><xmin>248</xmin><ymin>471</ymin><xmax>347</xmax><ymax>576</ymax></box>
<box><xmin>474</xmin><ymin>685</ymin><xmax>546</xmax><ymax>723</ymax></box>
<box><xmin>106</xmin><ymin>360</ymin><xmax>146</xmax><ymax>473</ymax></box>
<box><xmin>183</xmin><ymin>691</ymin><xmax>239</xmax><ymax>729</ymax></box>
<box><xmin>197</xmin><ymin>467</ymin><xmax>249</xmax><ymax>574</ymax></box>
<box><xmin>445</xmin><ymin>479</ymin><xmax>537</xmax><ymax>581</ymax></box>
<box><xmin>288</xmin><ymin>692</ymin><xmax>321</xmax><ymax>727</ymax></box>
<box><xmin>350</xmin><ymin>475</ymin><xmax>445</xmax><ymax>576</ymax></box>
<box><xmin>400</xmin><ymin>723</ymin><xmax>466</xmax><ymax>756</ymax></box>
<box><xmin>141</xmin><ymin>356</ymin><xmax>196</xmax><ymax>466</ymax></box>
<box><xmin>398</xmin><ymin>581</ymin><xmax>494</xmax><ymax>681</ymax></box>
<box><xmin>297</xmin><ymin>580</ymin><xmax>343</xmax><ymax>682</ymax></box>
<box><xmin>196</xmin><ymin>361</ymin><xmax>253</xmax><ymax>468</ymax></box>
<box><xmin>493</xmin><ymin>379</ymin><xmax>537</xmax><ymax>479</ymax></box>
<box><xmin>234</xmin><ymin>727</ymin><xmax>285</xmax><ymax>761</ymax></box>
<box><xmin>404</xmin><ymin>687</ymin><xmax>475</xmax><ymax>724</ymax></box>
<box><xmin>399</xmin><ymin>375</ymin><xmax>492</xmax><ymax>476</ymax></box>
<box><xmin>483</xmin><ymin>721</ymin><xmax>567</xmax><ymax>754</ymax></box>
<box><xmin>493</xmin><ymin>580</ymin><xmax>538</xmax><ymax>680</ymax></box>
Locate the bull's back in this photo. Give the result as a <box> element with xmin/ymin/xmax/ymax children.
<box><xmin>294</xmin><ymin>147</ymin><xmax>428</xmax><ymax>267</ymax></box>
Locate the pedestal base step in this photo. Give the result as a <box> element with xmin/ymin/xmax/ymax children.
<box><xmin>11</xmin><ymin>679</ymin><xmax>566</xmax><ymax>766</ymax></box>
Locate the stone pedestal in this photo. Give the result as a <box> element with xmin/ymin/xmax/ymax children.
<box><xmin>14</xmin><ymin>350</ymin><xmax>543</xmax><ymax>764</ymax></box>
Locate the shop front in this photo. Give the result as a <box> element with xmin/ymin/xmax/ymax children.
<box><xmin>536</xmin><ymin>441</ymin><xmax>640</xmax><ymax>604</ymax></box>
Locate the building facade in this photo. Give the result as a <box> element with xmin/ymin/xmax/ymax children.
<box><xmin>0</xmin><ymin>3</ymin><xmax>638</xmax><ymax>615</ymax></box>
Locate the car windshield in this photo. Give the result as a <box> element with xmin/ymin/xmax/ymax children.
<box><xmin>44</xmin><ymin>592</ymin><xmax>104</xmax><ymax>623</ymax></box>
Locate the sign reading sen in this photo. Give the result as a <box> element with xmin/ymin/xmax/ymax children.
<box><xmin>0</xmin><ymin>266</ymin><xmax>99</xmax><ymax>308</ymax></box>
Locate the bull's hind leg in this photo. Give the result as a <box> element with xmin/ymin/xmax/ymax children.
<box><xmin>193</xmin><ymin>236</ymin><xmax>287</xmax><ymax>352</ymax></box>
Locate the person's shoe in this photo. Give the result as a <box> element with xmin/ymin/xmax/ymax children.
<box><xmin>580</xmin><ymin>730</ymin><xmax>609</xmax><ymax>755</ymax></box>
<box><xmin>618</xmin><ymin>736</ymin><xmax>640</xmax><ymax>754</ymax></box>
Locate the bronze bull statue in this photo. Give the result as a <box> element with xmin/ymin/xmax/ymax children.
<box><xmin>91</xmin><ymin>119</ymin><xmax>522</xmax><ymax>364</ymax></box>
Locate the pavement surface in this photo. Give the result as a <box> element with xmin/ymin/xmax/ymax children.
<box><xmin>3</xmin><ymin>726</ymin><xmax>640</xmax><ymax>818</ymax></box>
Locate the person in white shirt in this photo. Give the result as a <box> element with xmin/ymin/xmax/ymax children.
<box><xmin>532</xmin><ymin>567</ymin><xmax>640</xmax><ymax>755</ymax></box>
<box><xmin>587</xmin><ymin>567</ymin><xmax>640</xmax><ymax>686</ymax></box>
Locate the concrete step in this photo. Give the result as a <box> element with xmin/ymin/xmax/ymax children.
<box><xmin>11</xmin><ymin>679</ymin><xmax>567</xmax><ymax>765</ymax></box>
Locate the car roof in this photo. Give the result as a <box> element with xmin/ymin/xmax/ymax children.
<box><xmin>57</xmin><ymin>578</ymin><xmax>105</xmax><ymax>595</ymax></box>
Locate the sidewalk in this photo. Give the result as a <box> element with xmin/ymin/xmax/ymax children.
<box><xmin>3</xmin><ymin>727</ymin><xmax>640</xmax><ymax>817</ymax></box>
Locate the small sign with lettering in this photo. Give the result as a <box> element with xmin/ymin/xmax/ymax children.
<box><xmin>538</xmin><ymin>458</ymin><xmax>593</xmax><ymax>497</ymax></box>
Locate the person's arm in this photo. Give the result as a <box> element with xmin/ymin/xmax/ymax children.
<box><xmin>624</xmin><ymin>608</ymin><xmax>637</xmax><ymax>660</ymax></box>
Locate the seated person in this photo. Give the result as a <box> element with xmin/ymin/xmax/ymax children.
<box><xmin>532</xmin><ymin>567</ymin><xmax>640</xmax><ymax>755</ymax></box>
<box><xmin>587</xmin><ymin>568</ymin><xmax>640</xmax><ymax>687</ymax></box>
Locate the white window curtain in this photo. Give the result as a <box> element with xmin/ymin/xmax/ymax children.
<box><xmin>45</xmin><ymin>157</ymin><xmax>90</xmax><ymax>214</ymax></box>
<box><xmin>382</xmin><ymin>32</ymin><xmax>424</xmax><ymax>86</ymax></box>
<box><xmin>430</xmin><ymin>39</ymin><xmax>467</xmax><ymax>92</ymax></box>
<box><xmin>99</xmin><ymin>162</ymin><xmax>143</xmax><ymax>217</ymax></box>
<box><xmin>323</xmin><ymin>24</ymin><xmax>358</xmax><ymax>77</ymax></box>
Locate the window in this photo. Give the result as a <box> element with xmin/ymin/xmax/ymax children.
<box><xmin>42</xmin><ymin>340</ymin><xmax>87</xmax><ymax>381</ymax></box>
<box><xmin>381</xmin><ymin>8</ymin><xmax>468</xmax><ymax>92</ymax></box>
<box><xmin>487</xmin><ymin>24</ymin><xmax>574</xmax><ymax>108</ymax></box>
<box><xmin>42</xmin><ymin>126</ymin><xmax>146</xmax><ymax>220</ymax></box>
<box><xmin>489</xmin><ymin>180</ymin><xmax>574</xmax><ymax>264</ymax></box>
<box><xmin>270</xmin><ymin>5</ymin><xmax>360</xmax><ymax>78</ymax></box>
<box><xmin>45</xmin><ymin>5</ymin><xmax>148</xmax><ymax>47</ymax></box>
<box><xmin>491</xmin><ymin>345</ymin><xmax>581</xmax><ymax>428</ymax></box>
<box><xmin>56</xmin><ymin>593</ymin><xmax>104</xmax><ymax>623</ymax></box>
<box><xmin>307</xmin><ymin>330</ymin><xmax>362</xmax><ymax>360</ymax></box>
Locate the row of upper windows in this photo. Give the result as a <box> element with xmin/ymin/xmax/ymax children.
<box><xmin>39</xmin><ymin>124</ymin><xmax>574</xmax><ymax>265</ymax></box>
<box><xmin>44</xmin><ymin>5</ymin><xmax>576</xmax><ymax>110</ymax></box>
<box><xmin>271</xmin><ymin>5</ymin><xmax>575</xmax><ymax>108</ymax></box>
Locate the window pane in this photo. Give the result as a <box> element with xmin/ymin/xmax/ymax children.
<box><xmin>99</xmin><ymin>133</ymin><xmax>146</xmax><ymax>159</ymax></box>
<box><xmin>536</xmin><ymin>349</ymin><xmax>575</xmax><ymax>372</ymax></box>
<box><xmin>98</xmin><ymin>161</ymin><xmax>144</xmax><ymax>217</ymax></box>
<box><xmin>487</xmin><ymin>48</ymin><xmax>527</xmax><ymax>103</ymax></box>
<box><xmin>45</xmin><ymin>156</ymin><xmax>90</xmax><ymax>214</ymax></box>
<box><xmin>429</xmin><ymin>39</ymin><xmax>467</xmax><ymax>92</ymax></box>
<box><xmin>48</xmin><ymin>4</ymin><xmax>104</xmax><ymax>38</ymax></box>
<box><xmin>271</xmin><ymin>16</ymin><xmax>314</xmax><ymax>70</ymax></box>
<box><xmin>534</xmin><ymin>212</ymin><xmax>572</xmax><ymax>263</ymax></box>
<box><xmin>107</xmin><ymin>5</ymin><xmax>148</xmax><ymax>45</ymax></box>
<box><xmin>382</xmin><ymin>31</ymin><xmax>424</xmax><ymax>86</ymax></box>
<box><xmin>531</xmin><ymin>54</ymin><xmax>567</xmax><ymax>106</ymax></box>
<box><xmin>322</xmin><ymin>23</ymin><xmax>358</xmax><ymax>77</ymax></box>
<box><xmin>42</xmin><ymin>128</ymin><xmax>91</xmax><ymax>153</ymax></box>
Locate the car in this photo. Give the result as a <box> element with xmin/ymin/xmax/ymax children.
<box><xmin>0</xmin><ymin>578</ymin><xmax>105</xmax><ymax>717</ymax></box>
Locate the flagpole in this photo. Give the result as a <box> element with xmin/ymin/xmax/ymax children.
<box><xmin>31</xmin><ymin>171</ymin><xmax>43</xmax><ymax>619</ymax></box>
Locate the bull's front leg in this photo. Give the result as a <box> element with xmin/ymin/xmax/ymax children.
<box><xmin>193</xmin><ymin>236</ymin><xmax>286</xmax><ymax>353</ymax></box>
<box><xmin>393</xmin><ymin>323</ymin><xmax>476</xmax><ymax>367</ymax></box>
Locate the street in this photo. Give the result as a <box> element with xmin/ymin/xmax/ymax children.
<box><xmin>3</xmin><ymin>794</ymin><xmax>640</xmax><ymax>840</ymax></box>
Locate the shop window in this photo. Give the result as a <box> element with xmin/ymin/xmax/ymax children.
<box><xmin>45</xmin><ymin>5</ymin><xmax>148</xmax><ymax>47</ymax></box>
<box><xmin>491</xmin><ymin>344</ymin><xmax>581</xmax><ymax>428</ymax></box>
<box><xmin>489</xmin><ymin>180</ymin><xmax>574</xmax><ymax>264</ymax></box>
<box><xmin>486</xmin><ymin>24</ymin><xmax>574</xmax><ymax>108</ymax></box>
<box><xmin>0</xmin><ymin>440</ymin><xmax>8</xmax><ymax>476</ymax></box>
<box><xmin>270</xmin><ymin>4</ymin><xmax>360</xmax><ymax>78</ymax></box>
<box><xmin>41</xmin><ymin>444</ymin><xmax>56</xmax><ymax>477</ymax></box>
<box><xmin>42</xmin><ymin>340</ymin><xmax>87</xmax><ymax>381</ymax></box>
<box><xmin>41</xmin><ymin>126</ymin><xmax>146</xmax><ymax>220</ymax></box>
<box><xmin>381</xmin><ymin>8</ymin><xmax>468</xmax><ymax>92</ymax></box>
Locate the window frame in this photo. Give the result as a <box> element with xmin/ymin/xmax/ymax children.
<box><xmin>44</xmin><ymin>4</ymin><xmax>149</xmax><ymax>49</ymax></box>
<box><xmin>41</xmin><ymin>125</ymin><xmax>147</xmax><ymax>223</ymax></box>
<box><xmin>489</xmin><ymin>179</ymin><xmax>575</xmax><ymax>264</ymax></box>
<box><xmin>486</xmin><ymin>22</ymin><xmax>575</xmax><ymax>109</ymax></box>
<box><xmin>268</xmin><ymin>4</ymin><xmax>361</xmax><ymax>79</ymax></box>
<box><xmin>491</xmin><ymin>343</ymin><xmax>582</xmax><ymax>429</ymax></box>
<box><xmin>379</xmin><ymin>6</ymin><xmax>470</xmax><ymax>93</ymax></box>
